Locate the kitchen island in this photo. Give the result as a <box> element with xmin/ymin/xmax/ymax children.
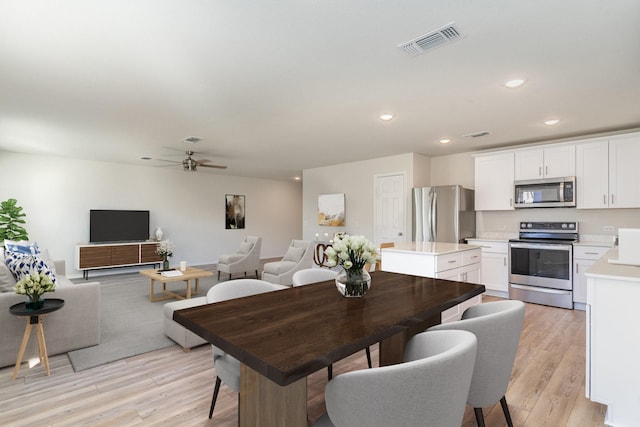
<box><xmin>381</xmin><ymin>242</ymin><xmax>482</xmax><ymax>322</ymax></box>
<box><xmin>585</xmin><ymin>248</ymin><xmax>640</xmax><ymax>427</ymax></box>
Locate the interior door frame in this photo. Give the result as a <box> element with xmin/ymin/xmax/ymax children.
<box><xmin>373</xmin><ymin>172</ymin><xmax>408</xmax><ymax>246</ymax></box>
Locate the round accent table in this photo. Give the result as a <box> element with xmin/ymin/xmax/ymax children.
<box><xmin>9</xmin><ymin>298</ymin><xmax>65</xmax><ymax>380</ymax></box>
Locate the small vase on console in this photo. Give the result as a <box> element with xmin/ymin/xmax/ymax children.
<box><xmin>162</xmin><ymin>256</ymin><xmax>170</xmax><ymax>271</ymax></box>
<box><xmin>154</xmin><ymin>227</ymin><xmax>164</xmax><ymax>241</ymax></box>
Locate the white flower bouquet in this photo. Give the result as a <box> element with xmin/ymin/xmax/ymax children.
<box><xmin>156</xmin><ymin>240</ymin><xmax>174</xmax><ymax>259</ymax></box>
<box><xmin>325</xmin><ymin>234</ymin><xmax>379</xmax><ymax>271</ymax></box>
<box><xmin>14</xmin><ymin>271</ymin><xmax>56</xmax><ymax>307</ymax></box>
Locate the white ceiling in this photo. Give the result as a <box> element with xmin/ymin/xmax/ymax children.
<box><xmin>1</xmin><ymin>1</ymin><xmax>639</xmax><ymax>180</ymax></box>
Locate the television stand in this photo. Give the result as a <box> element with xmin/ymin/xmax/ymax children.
<box><xmin>76</xmin><ymin>241</ymin><xmax>163</xmax><ymax>279</ymax></box>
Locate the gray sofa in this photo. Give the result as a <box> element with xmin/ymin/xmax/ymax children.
<box><xmin>0</xmin><ymin>258</ymin><xmax>101</xmax><ymax>369</ymax></box>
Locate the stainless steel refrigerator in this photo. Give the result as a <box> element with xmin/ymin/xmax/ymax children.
<box><xmin>412</xmin><ymin>185</ymin><xmax>476</xmax><ymax>243</ymax></box>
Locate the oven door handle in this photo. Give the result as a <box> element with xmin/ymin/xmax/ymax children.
<box><xmin>509</xmin><ymin>242</ymin><xmax>572</xmax><ymax>251</ymax></box>
<box><xmin>510</xmin><ymin>284</ymin><xmax>572</xmax><ymax>295</ymax></box>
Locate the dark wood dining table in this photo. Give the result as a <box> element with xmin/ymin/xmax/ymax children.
<box><xmin>173</xmin><ymin>270</ymin><xmax>485</xmax><ymax>426</ymax></box>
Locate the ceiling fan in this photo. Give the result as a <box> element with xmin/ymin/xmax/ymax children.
<box><xmin>156</xmin><ymin>150</ymin><xmax>227</xmax><ymax>172</ymax></box>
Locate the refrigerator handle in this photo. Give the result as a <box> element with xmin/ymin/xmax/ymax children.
<box><xmin>429</xmin><ymin>191</ymin><xmax>437</xmax><ymax>241</ymax></box>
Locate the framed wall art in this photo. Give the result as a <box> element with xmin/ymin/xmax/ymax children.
<box><xmin>318</xmin><ymin>193</ymin><xmax>345</xmax><ymax>226</ymax></box>
<box><xmin>225</xmin><ymin>194</ymin><xmax>245</xmax><ymax>229</ymax></box>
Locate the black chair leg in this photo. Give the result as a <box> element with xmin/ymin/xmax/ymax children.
<box><xmin>365</xmin><ymin>346</ymin><xmax>372</xmax><ymax>369</ymax></box>
<box><xmin>500</xmin><ymin>396</ymin><xmax>514</xmax><ymax>427</ymax></box>
<box><xmin>209</xmin><ymin>377</ymin><xmax>222</xmax><ymax>419</ymax></box>
<box><xmin>327</xmin><ymin>364</ymin><xmax>333</xmax><ymax>381</ymax></box>
<box><xmin>474</xmin><ymin>407</ymin><xmax>486</xmax><ymax>427</ymax></box>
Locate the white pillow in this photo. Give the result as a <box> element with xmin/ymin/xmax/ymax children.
<box><xmin>282</xmin><ymin>246</ymin><xmax>305</xmax><ymax>262</ymax></box>
<box><xmin>237</xmin><ymin>241</ymin><xmax>254</xmax><ymax>255</ymax></box>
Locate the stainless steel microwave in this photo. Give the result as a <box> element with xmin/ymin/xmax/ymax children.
<box><xmin>514</xmin><ymin>177</ymin><xmax>576</xmax><ymax>208</ymax></box>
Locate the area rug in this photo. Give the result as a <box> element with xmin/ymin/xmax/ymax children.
<box><xmin>67</xmin><ymin>266</ymin><xmax>218</xmax><ymax>372</ymax></box>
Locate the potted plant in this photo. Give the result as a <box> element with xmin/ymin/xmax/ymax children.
<box><xmin>0</xmin><ymin>198</ymin><xmax>29</xmax><ymax>243</ymax></box>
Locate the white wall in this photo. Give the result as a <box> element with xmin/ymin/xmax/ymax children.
<box><xmin>430</xmin><ymin>152</ymin><xmax>475</xmax><ymax>188</ymax></box>
<box><xmin>0</xmin><ymin>153</ymin><xmax>302</xmax><ymax>278</ymax></box>
<box><xmin>302</xmin><ymin>153</ymin><xmax>419</xmax><ymax>243</ymax></box>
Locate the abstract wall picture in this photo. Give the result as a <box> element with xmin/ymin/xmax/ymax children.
<box><xmin>318</xmin><ymin>193</ymin><xmax>345</xmax><ymax>226</ymax></box>
<box><xmin>225</xmin><ymin>194</ymin><xmax>245</xmax><ymax>229</ymax></box>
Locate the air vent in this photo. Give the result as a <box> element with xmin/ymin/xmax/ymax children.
<box><xmin>183</xmin><ymin>136</ymin><xmax>202</xmax><ymax>144</ymax></box>
<box><xmin>398</xmin><ymin>22</ymin><xmax>463</xmax><ymax>57</ymax></box>
<box><xmin>464</xmin><ymin>131</ymin><xmax>491</xmax><ymax>138</ymax></box>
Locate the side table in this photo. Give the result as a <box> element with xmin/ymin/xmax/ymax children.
<box><xmin>9</xmin><ymin>298</ymin><xmax>65</xmax><ymax>380</ymax></box>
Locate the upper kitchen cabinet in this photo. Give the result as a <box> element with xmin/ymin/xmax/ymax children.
<box><xmin>514</xmin><ymin>144</ymin><xmax>575</xmax><ymax>180</ymax></box>
<box><xmin>474</xmin><ymin>152</ymin><xmax>515</xmax><ymax>210</ymax></box>
<box><xmin>576</xmin><ymin>133</ymin><xmax>640</xmax><ymax>209</ymax></box>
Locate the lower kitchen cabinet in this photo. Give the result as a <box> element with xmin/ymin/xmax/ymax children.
<box><xmin>572</xmin><ymin>244</ymin><xmax>610</xmax><ymax>309</ymax></box>
<box><xmin>467</xmin><ymin>239</ymin><xmax>509</xmax><ymax>298</ymax></box>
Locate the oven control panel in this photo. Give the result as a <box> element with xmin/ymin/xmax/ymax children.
<box><xmin>519</xmin><ymin>222</ymin><xmax>578</xmax><ymax>232</ymax></box>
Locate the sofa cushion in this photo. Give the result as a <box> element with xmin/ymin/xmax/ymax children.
<box><xmin>282</xmin><ymin>246</ymin><xmax>305</xmax><ymax>262</ymax></box>
<box><xmin>237</xmin><ymin>241</ymin><xmax>254</xmax><ymax>255</ymax></box>
<box><xmin>263</xmin><ymin>260</ymin><xmax>297</xmax><ymax>275</ymax></box>
<box><xmin>4</xmin><ymin>240</ymin><xmax>40</xmax><ymax>255</ymax></box>
<box><xmin>219</xmin><ymin>254</ymin><xmax>245</xmax><ymax>264</ymax></box>
<box><xmin>5</xmin><ymin>252</ymin><xmax>57</xmax><ymax>284</ymax></box>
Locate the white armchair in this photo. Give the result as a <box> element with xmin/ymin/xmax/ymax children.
<box><xmin>217</xmin><ymin>236</ymin><xmax>262</xmax><ymax>280</ymax></box>
<box><xmin>261</xmin><ymin>240</ymin><xmax>314</xmax><ymax>286</ymax></box>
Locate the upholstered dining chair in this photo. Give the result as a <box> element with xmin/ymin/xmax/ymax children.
<box><xmin>292</xmin><ymin>268</ymin><xmax>372</xmax><ymax>379</ymax></box>
<box><xmin>216</xmin><ymin>236</ymin><xmax>262</xmax><ymax>280</ymax></box>
<box><xmin>206</xmin><ymin>279</ymin><xmax>287</xmax><ymax>419</ymax></box>
<box><xmin>312</xmin><ymin>329</ymin><xmax>478</xmax><ymax>427</ymax></box>
<box><xmin>428</xmin><ymin>300</ymin><xmax>526</xmax><ymax>427</ymax></box>
<box><xmin>364</xmin><ymin>242</ymin><xmax>395</xmax><ymax>272</ymax></box>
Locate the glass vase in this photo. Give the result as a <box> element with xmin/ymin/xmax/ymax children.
<box><xmin>163</xmin><ymin>257</ymin><xmax>170</xmax><ymax>270</ymax></box>
<box><xmin>26</xmin><ymin>294</ymin><xmax>44</xmax><ymax>310</ymax></box>
<box><xmin>335</xmin><ymin>268</ymin><xmax>371</xmax><ymax>297</ymax></box>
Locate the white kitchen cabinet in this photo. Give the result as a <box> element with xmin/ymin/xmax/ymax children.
<box><xmin>474</xmin><ymin>152</ymin><xmax>515</xmax><ymax>211</ymax></box>
<box><xmin>381</xmin><ymin>243</ymin><xmax>482</xmax><ymax>323</ymax></box>
<box><xmin>586</xmin><ymin>248</ymin><xmax>640</xmax><ymax>426</ymax></box>
<box><xmin>514</xmin><ymin>144</ymin><xmax>575</xmax><ymax>180</ymax></box>
<box><xmin>576</xmin><ymin>133</ymin><xmax>640</xmax><ymax>209</ymax></box>
<box><xmin>572</xmin><ymin>244</ymin><xmax>609</xmax><ymax>308</ymax></box>
<box><xmin>467</xmin><ymin>239</ymin><xmax>508</xmax><ymax>297</ymax></box>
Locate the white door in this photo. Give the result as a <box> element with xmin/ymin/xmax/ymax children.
<box><xmin>374</xmin><ymin>173</ymin><xmax>406</xmax><ymax>245</ymax></box>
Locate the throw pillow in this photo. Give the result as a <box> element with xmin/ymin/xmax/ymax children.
<box><xmin>237</xmin><ymin>241</ymin><xmax>254</xmax><ymax>255</ymax></box>
<box><xmin>282</xmin><ymin>246</ymin><xmax>305</xmax><ymax>262</ymax></box>
<box><xmin>4</xmin><ymin>240</ymin><xmax>40</xmax><ymax>255</ymax></box>
<box><xmin>39</xmin><ymin>249</ymin><xmax>58</xmax><ymax>276</ymax></box>
<box><xmin>0</xmin><ymin>261</ymin><xmax>17</xmax><ymax>292</ymax></box>
<box><xmin>5</xmin><ymin>252</ymin><xmax>57</xmax><ymax>285</ymax></box>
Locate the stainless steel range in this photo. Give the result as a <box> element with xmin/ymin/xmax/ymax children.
<box><xmin>509</xmin><ymin>221</ymin><xmax>578</xmax><ymax>309</ymax></box>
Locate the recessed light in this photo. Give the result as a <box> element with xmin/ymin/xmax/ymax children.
<box><xmin>294</xmin><ymin>176</ymin><xmax>301</xmax><ymax>181</ymax></box>
<box><xmin>544</xmin><ymin>119</ymin><xmax>560</xmax><ymax>126</ymax></box>
<box><xmin>505</xmin><ymin>78</ymin><xmax>526</xmax><ymax>88</ymax></box>
<box><xmin>380</xmin><ymin>114</ymin><xmax>394</xmax><ymax>121</ymax></box>
<box><xmin>439</xmin><ymin>139</ymin><xmax>451</xmax><ymax>144</ymax></box>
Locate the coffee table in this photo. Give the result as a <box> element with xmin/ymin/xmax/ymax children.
<box><xmin>139</xmin><ymin>266</ymin><xmax>213</xmax><ymax>302</ymax></box>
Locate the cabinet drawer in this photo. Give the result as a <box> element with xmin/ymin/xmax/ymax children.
<box><xmin>111</xmin><ymin>244</ymin><xmax>139</xmax><ymax>265</ymax></box>
<box><xmin>140</xmin><ymin>243</ymin><xmax>163</xmax><ymax>263</ymax></box>
<box><xmin>463</xmin><ymin>249</ymin><xmax>481</xmax><ymax>266</ymax></box>
<box><xmin>79</xmin><ymin>246</ymin><xmax>111</xmax><ymax>269</ymax></box>
<box><xmin>436</xmin><ymin>252</ymin><xmax>463</xmax><ymax>272</ymax></box>
<box><xmin>574</xmin><ymin>245</ymin><xmax>609</xmax><ymax>260</ymax></box>
<box><xmin>479</xmin><ymin>241</ymin><xmax>508</xmax><ymax>253</ymax></box>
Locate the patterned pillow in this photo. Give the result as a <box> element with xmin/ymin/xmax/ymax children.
<box><xmin>4</xmin><ymin>240</ymin><xmax>40</xmax><ymax>255</ymax></box>
<box><xmin>4</xmin><ymin>252</ymin><xmax>57</xmax><ymax>284</ymax></box>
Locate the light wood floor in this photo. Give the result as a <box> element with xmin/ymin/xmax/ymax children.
<box><xmin>0</xmin><ymin>296</ymin><xmax>606</xmax><ymax>426</ymax></box>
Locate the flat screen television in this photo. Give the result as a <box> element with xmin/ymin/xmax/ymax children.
<box><xmin>89</xmin><ymin>210</ymin><xmax>150</xmax><ymax>243</ymax></box>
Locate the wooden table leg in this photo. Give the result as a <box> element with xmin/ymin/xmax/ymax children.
<box><xmin>35</xmin><ymin>319</ymin><xmax>50</xmax><ymax>376</ymax></box>
<box><xmin>149</xmin><ymin>278</ymin><xmax>155</xmax><ymax>302</ymax></box>
<box><xmin>240</xmin><ymin>364</ymin><xmax>308</xmax><ymax>427</ymax></box>
<box><xmin>185</xmin><ymin>279</ymin><xmax>192</xmax><ymax>299</ymax></box>
<box><xmin>12</xmin><ymin>320</ymin><xmax>34</xmax><ymax>380</ymax></box>
<box><xmin>195</xmin><ymin>278</ymin><xmax>200</xmax><ymax>295</ymax></box>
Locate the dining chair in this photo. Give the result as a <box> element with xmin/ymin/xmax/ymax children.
<box><xmin>312</xmin><ymin>329</ymin><xmax>478</xmax><ymax>427</ymax></box>
<box><xmin>206</xmin><ymin>279</ymin><xmax>287</xmax><ymax>419</ymax></box>
<box><xmin>428</xmin><ymin>300</ymin><xmax>526</xmax><ymax>427</ymax></box>
<box><xmin>291</xmin><ymin>268</ymin><xmax>373</xmax><ymax>379</ymax></box>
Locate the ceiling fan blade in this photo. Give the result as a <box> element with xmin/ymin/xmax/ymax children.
<box><xmin>198</xmin><ymin>163</ymin><xmax>227</xmax><ymax>169</ymax></box>
<box><xmin>154</xmin><ymin>158</ymin><xmax>182</xmax><ymax>164</ymax></box>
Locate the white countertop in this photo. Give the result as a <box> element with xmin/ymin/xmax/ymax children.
<box><xmin>382</xmin><ymin>241</ymin><xmax>480</xmax><ymax>256</ymax></box>
<box><xmin>586</xmin><ymin>248</ymin><xmax>640</xmax><ymax>282</ymax></box>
